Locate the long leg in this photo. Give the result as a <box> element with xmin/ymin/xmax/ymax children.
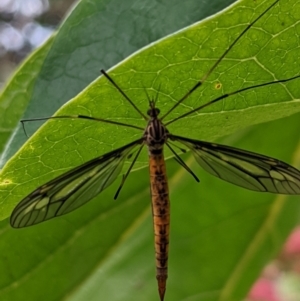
<box><xmin>160</xmin><ymin>0</ymin><xmax>280</xmax><ymax>121</ymax></box>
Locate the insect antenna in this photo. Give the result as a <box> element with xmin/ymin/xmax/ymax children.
<box><xmin>165</xmin><ymin>74</ymin><xmax>300</xmax><ymax>126</ymax></box>
<box><xmin>154</xmin><ymin>83</ymin><xmax>162</xmax><ymax>106</ymax></box>
<box><xmin>160</xmin><ymin>0</ymin><xmax>280</xmax><ymax>121</ymax></box>
<box><xmin>101</xmin><ymin>69</ymin><xmax>148</xmax><ymax>120</ymax></box>
<box><xmin>143</xmin><ymin>84</ymin><xmax>161</xmax><ymax>108</ymax></box>
<box><xmin>114</xmin><ymin>144</ymin><xmax>145</xmax><ymax>199</ymax></box>
<box><xmin>143</xmin><ymin>86</ymin><xmax>152</xmax><ymax>107</ymax></box>
<box><xmin>166</xmin><ymin>143</ymin><xmax>199</xmax><ymax>182</ymax></box>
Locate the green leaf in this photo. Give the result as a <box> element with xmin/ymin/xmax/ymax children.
<box><xmin>0</xmin><ymin>37</ymin><xmax>55</xmax><ymax>154</ymax></box>
<box><xmin>0</xmin><ymin>0</ymin><xmax>235</xmax><ymax>165</ymax></box>
<box><xmin>0</xmin><ymin>0</ymin><xmax>300</xmax><ymax>301</ymax></box>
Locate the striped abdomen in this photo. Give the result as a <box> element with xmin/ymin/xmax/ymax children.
<box><xmin>149</xmin><ymin>150</ymin><xmax>170</xmax><ymax>301</ymax></box>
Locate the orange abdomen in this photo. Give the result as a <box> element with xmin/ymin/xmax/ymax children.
<box><xmin>149</xmin><ymin>151</ymin><xmax>170</xmax><ymax>301</ymax></box>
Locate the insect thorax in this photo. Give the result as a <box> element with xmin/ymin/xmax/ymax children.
<box><xmin>144</xmin><ymin>119</ymin><xmax>169</xmax><ymax>152</ymax></box>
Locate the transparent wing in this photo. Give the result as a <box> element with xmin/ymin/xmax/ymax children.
<box><xmin>10</xmin><ymin>139</ymin><xmax>144</xmax><ymax>228</ymax></box>
<box><xmin>170</xmin><ymin>134</ymin><xmax>300</xmax><ymax>194</ymax></box>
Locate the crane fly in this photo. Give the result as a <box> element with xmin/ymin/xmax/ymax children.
<box><xmin>10</xmin><ymin>0</ymin><xmax>300</xmax><ymax>300</ymax></box>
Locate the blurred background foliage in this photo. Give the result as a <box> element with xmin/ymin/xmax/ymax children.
<box><xmin>0</xmin><ymin>0</ymin><xmax>75</xmax><ymax>85</ymax></box>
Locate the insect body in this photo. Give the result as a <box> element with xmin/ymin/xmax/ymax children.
<box><xmin>145</xmin><ymin>105</ymin><xmax>170</xmax><ymax>299</ymax></box>
<box><xmin>9</xmin><ymin>0</ymin><xmax>300</xmax><ymax>300</ymax></box>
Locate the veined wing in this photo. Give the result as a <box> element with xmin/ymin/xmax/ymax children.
<box><xmin>170</xmin><ymin>134</ymin><xmax>300</xmax><ymax>194</ymax></box>
<box><xmin>10</xmin><ymin>138</ymin><xmax>144</xmax><ymax>228</ymax></box>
